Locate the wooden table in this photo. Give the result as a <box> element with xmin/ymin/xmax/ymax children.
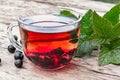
<box><xmin>1</xmin><ymin>0</ymin><xmax>120</xmax><ymax>80</ymax></box>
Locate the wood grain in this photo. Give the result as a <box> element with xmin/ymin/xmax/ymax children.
<box><xmin>0</xmin><ymin>0</ymin><xmax>119</xmax><ymax>80</ymax></box>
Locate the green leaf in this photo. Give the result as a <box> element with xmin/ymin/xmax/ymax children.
<box><xmin>80</xmin><ymin>9</ymin><xmax>93</xmax><ymax>37</ymax></box>
<box><xmin>60</xmin><ymin>10</ymin><xmax>77</xmax><ymax>18</ymax></box>
<box><xmin>110</xmin><ymin>38</ymin><xmax>120</xmax><ymax>49</ymax></box>
<box><xmin>76</xmin><ymin>41</ymin><xmax>95</xmax><ymax>57</ymax></box>
<box><xmin>99</xmin><ymin>45</ymin><xmax>120</xmax><ymax>66</ymax></box>
<box><xmin>103</xmin><ymin>3</ymin><xmax>120</xmax><ymax>26</ymax></box>
<box><xmin>93</xmin><ymin>12</ymin><xmax>113</xmax><ymax>39</ymax></box>
<box><xmin>111</xmin><ymin>23</ymin><xmax>120</xmax><ymax>39</ymax></box>
<box><xmin>89</xmin><ymin>33</ymin><xmax>110</xmax><ymax>45</ymax></box>
<box><xmin>76</xmin><ymin>9</ymin><xmax>95</xmax><ymax>57</ymax></box>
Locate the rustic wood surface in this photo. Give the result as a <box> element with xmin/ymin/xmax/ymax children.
<box><xmin>0</xmin><ymin>0</ymin><xmax>120</xmax><ymax>80</ymax></box>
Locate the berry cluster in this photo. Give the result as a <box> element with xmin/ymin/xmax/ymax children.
<box><xmin>28</xmin><ymin>47</ymin><xmax>76</xmax><ymax>69</ymax></box>
<box><xmin>14</xmin><ymin>51</ymin><xmax>24</xmax><ymax>68</ymax></box>
<box><xmin>7</xmin><ymin>35</ymin><xmax>24</xmax><ymax>68</ymax></box>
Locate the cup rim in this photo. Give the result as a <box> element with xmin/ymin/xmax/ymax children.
<box><xmin>17</xmin><ymin>8</ymin><xmax>81</xmax><ymax>28</ymax></box>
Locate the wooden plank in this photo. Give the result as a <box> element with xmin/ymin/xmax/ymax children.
<box><xmin>0</xmin><ymin>0</ymin><xmax>120</xmax><ymax>80</ymax></box>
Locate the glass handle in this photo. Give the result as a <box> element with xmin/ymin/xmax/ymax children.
<box><xmin>7</xmin><ymin>22</ymin><xmax>23</xmax><ymax>51</ymax></box>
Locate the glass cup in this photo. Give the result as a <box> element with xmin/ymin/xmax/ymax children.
<box><xmin>7</xmin><ymin>8</ymin><xmax>81</xmax><ymax>70</ymax></box>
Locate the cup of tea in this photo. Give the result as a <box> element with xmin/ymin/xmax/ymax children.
<box><xmin>7</xmin><ymin>8</ymin><xmax>81</xmax><ymax>70</ymax></box>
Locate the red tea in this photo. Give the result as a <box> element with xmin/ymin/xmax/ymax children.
<box><xmin>19</xmin><ymin>15</ymin><xmax>80</xmax><ymax>69</ymax></box>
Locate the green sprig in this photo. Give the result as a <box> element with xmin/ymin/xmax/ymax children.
<box><xmin>60</xmin><ymin>3</ymin><xmax>120</xmax><ymax>66</ymax></box>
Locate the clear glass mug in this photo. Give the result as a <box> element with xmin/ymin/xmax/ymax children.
<box><xmin>7</xmin><ymin>8</ymin><xmax>81</xmax><ymax>70</ymax></box>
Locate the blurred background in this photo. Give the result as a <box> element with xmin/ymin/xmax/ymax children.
<box><xmin>0</xmin><ymin>0</ymin><xmax>117</xmax><ymax>25</ymax></box>
<box><xmin>94</xmin><ymin>0</ymin><xmax>119</xmax><ymax>3</ymax></box>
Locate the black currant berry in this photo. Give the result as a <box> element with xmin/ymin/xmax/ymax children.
<box><xmin>14</xmin><ymin>51</ymin><xmax>24</xmax><ymax>60</ymax></box>
<box><xmin>13</xmin><ymin>35</ymin><xmax>18</xmax><ymax>41</ymax></box>
<box><xmin>51</xmin><ymin>47</ymin><xmax>64</xmax><ymax>56</ymax></box>
<box><xmin>0</xmin><ymin>58</ymin><xmax>1</xmax><ymax>63</ymax></box>
<box><xmin>8</xmin><ymin>44</ymin><xmax>16</xmax><ymax>53</ymax></box>
<box><xmin>68</xmin><ymin>48</ymin><xmax>77</xmax><ymax>56</ymax></box>
<box><xmin>59</xmin><ymin>58</ymin><xmax>68</xmax><ymax>64</ymax></box>
<box><xmin>59</xmin><ymin>53</ymin><xmax>72</xmax><ymax>65</ymax></box>
<box><xmin>40</xmin><ymin>56</ymin><xmax>54</xmax><ymax>68</ymax></box>
<box><xmin>15</xmin><ymin>59</ymin><xmax>23</xmax><ymax>68</ymax></box>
